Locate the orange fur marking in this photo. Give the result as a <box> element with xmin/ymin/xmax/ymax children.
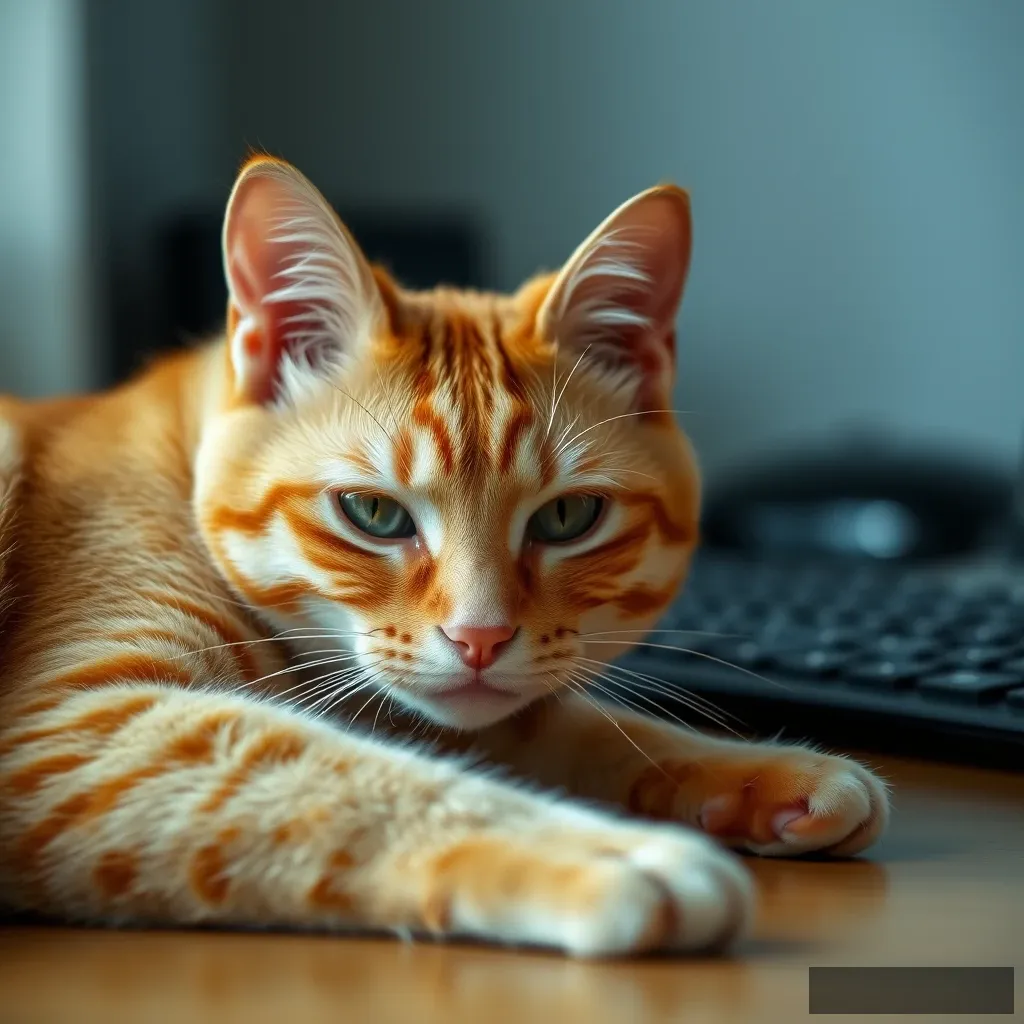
<box><xmin>15</xmin><ymin>765</ymin><xmax>165</xmax><ymax>873</ymax></box>
<box><xmin>307</xmin><ymin>849</ymin><xmax>356</xmax><ymax>913</ymax></box>
<box><xmin>493</xmin><ymin>317</ymin><xmax>524</xmax><ymax>394</ymax></box>
<box><xmin>208</xmin><ymin>482</ymin><xmax>322</xmax><ymax>537</ymax></box>
<box><xmin>393</xmin><ymin>428</ymin><xmax>414</xmax><ymax>487</ymax></box>
<box><xmin>538</xmin><ymin>439</ymin><xmax>557</xmax><ymax>488</ymax></box>
<box><xmin>618</xmin><ymin>492</ymin><xmax>694</xmax><ymax>545</ymax></box>
<box><xmin>614</xmin><ymin>579</ymin><xmax>682</xmax><ymax>617</ymax></box>
<box><xmin>343</xmin><ymin>444</ymin><xmax>377</xmax><ymax>476</ymax></box>
<box><xmin>106</xmin><ymin>628</ymin><xmax>185</xmax><ymax>648</ymax></box>
<box><xmin>13</xmin><ymin>697</ymin><xmax>64</xmax><ymax>718</ymax></box>
<box><xmin>408</xmin><ymin>559</ymin><xmax>436</xmax><ymax>596</ymax></box>
<box><xmin>190</xmin><ymin>828</ymin><xmax>240</xmax><ymax>905</ymax></box>
<box><xmin>94</xmin><ymin>850</ymin><xmax>138</xmax><ymax>897</ymax></box>
<box><xmin>498</xmin><ymin>407</ymin><xmax>533</xmax><ymax>474</ymax></box>
<box><xmin>44</xmin><ymin>653</ymin><xmax>193</xmax><ymax>691</ymax></box>
<box><xmin>412</xmin><ymin>401</ymin><xmax>455</xmax><ymax>474</ymax></box>
<box><xmin>272</xmin><ymin>822</ymin><xmax>296</xmax><ymax>845</ymax></box>
<box><xmin>199</xmin><ymin>730</ymin><xmax>306</xmax><ymax>814</ymax></box>
<box><xmin>0</xmin><ymin>695</ymin><xmax>160</xmax><ymax>758</ymax></box>
<box><xmin>3</xmin><ymin>752</ymin><xmax>91</xmax><ymax>795</ymax></box>
<box><xmin>165</xmin><ymin>712</ymin><xmax>239</xmax><ymax>764</ymax></box>
<box><xmin>72</xmin><ymin>696</ymin><xmax>161</xmax><ymax>734</ymax></box>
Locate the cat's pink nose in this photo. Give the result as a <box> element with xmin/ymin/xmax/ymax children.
<box><xmin>441</xmin><ymin>624</ymin><xmax>517</xmax><ymax>670</ymax></box>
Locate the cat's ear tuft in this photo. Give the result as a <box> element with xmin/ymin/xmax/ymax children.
<box><xmin>537</xmin><ymin>186</ymin><xmax>692</xmax><ymax>402</ymax></box>
<box><xmin>222</xmin><ymin>156</ymin><xmax>381</xmax><ymax>404</ymax></box>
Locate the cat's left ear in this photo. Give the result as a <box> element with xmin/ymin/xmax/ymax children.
<box><xmin>222</xmin><ymin>156</ymin><xmax>382</xmax><ymax>404</ymax></box>
<box><xmin>537</xmin><ymin>185</ymin><xmax>692</xmax><ymax>402</ymax></box>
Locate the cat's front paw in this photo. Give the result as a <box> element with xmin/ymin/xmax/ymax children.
<box><xmin>426</xmin><ymin>812</ymin><xmax>754</xmax><ymax>958</ymax></box>
<box><xmin>631</xmin><ymin>746</ymin><xmax>890</xmax><ymax>857</ymax></box>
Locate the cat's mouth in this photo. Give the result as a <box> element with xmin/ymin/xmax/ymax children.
<box><xmin>388</xmin><ymin>670</ymin><xmax>547</xmax><ymax>728</ymax></box>
<box><xmin>430</xmin><ymin>678</ymin><xmax>521</xmax><ymax>702</ymax></box>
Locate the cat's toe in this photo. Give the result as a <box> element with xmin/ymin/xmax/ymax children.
<box><xmin>627</xmin><ymin>830</ymin><xmax>755</xmax><ymax>951</ymax></box>
<box><xmin>564</xmin><ymin>830</ymin><xmax>754</xmax><ymax>957</ymax></box>
<box><xmin>697</xmin><ymin>754</ymin><xmax>890</xmax><ymax>857</ymax></box>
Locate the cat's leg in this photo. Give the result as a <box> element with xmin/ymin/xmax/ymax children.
<box><xmin>0</xmin><ymin>685</ymin><xmax>752</xmax><ymax>956</ymax></box>
<box><xmin>473</xmin><ymin>695</ymin><xmax>889</xmax><ymax>857</ymax></box>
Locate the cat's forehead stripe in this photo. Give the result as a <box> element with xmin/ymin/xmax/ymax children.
<box><xmin>395</xmin><ymin>310</ymin><xmax>545</xmax><ymax>484</ymax></box>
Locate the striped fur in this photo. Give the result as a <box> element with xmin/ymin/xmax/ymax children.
<box><xmin>0</xmin><ymin>158</ymin><xmax>888</xmax><ymax>957</ymax></box>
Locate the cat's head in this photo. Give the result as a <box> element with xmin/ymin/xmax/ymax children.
<box><xmin>195</xmin><ymin>157</ymin><xmax>699</xmax><ymax>730</ymax></box>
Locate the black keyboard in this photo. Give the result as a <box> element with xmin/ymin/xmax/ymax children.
<box><xmin>617</xmin><ymin>554</ymin><xmax>1024</xmax><ymax>771</ymax></box>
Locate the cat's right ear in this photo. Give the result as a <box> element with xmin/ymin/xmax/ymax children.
<box><xmin>221</xmin><ymin>156</ymin><xmax>381</xmax><ymax>405</ymax></box>
<box><xmin>536</xmin><ymin>185</ymin><xmax>692</xmax><ymax>407</ymax></box>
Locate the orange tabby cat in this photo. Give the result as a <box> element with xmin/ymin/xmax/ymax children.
<box><xmin>0</xmin><ymin>157</ymin><xmax>888</xmax><ymax>957</ymax></box>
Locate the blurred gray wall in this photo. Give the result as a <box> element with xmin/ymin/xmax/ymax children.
<box><xmin>0</xmin><ymin>0</ymin><xmax>93</xmax><ymax>395</ymax></box>
<box><xmin>218</xmin><ymin>0</ymin><xmax>1024</xmax><ymax>477</ymax></box>
<box><xmin>9</xmin><ymin>0</ymin><xmax>1024</xmax><ymax>481</ymax></box>
<box><xmin>85</xmin><ymin>0</ymin><xmax>231</xmax><ymax>373</ymax></box>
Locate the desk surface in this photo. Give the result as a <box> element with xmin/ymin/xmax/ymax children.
<box><xmin>2</xmin><ymin>755</ymin><xmax>1022</xmax><ymax>1024</ymax></box>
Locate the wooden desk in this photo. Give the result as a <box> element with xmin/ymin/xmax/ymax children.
<box><xmin>2</xmin><ymin>756</ymin><xmax>1021</xmax><ymax>1023</ymax></box>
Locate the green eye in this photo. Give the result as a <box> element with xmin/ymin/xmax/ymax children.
<box><xmin>339</xmin><ymin>493</ymin><xmax>416</xmax><ymax>539</ymax></box>
<box><xmin>528</xmin><ymin>495</ymin><xmax>604</xmax><ymax>544</ymax></box>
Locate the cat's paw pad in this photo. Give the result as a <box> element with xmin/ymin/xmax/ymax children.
<box><xmin>696</xmin><ymin>753</ymin><xmax>890</xmax><ymax>857</ymax></box>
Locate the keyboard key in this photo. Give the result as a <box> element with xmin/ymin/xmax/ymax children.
<box><xmin>1007</xmin><ymin>688</ymin><xmax>1024</xmax><ymax>711</ymax></box>
<box><xmin>846</xmin><ymin>658</ymin><xmax>937</xmax><ymax>689</ymax></box>
<box><xmin>709</xmin><ymin>639</ymin><xmax>777</xmax><ymax>668</ymax></box>
<box><xmin>774</xmin><ymin>649</ymin><xmax>850</xmax><ymax>677</ymax></box>
<box><xmin>998</xmin><ymin>657</ymin><xmax>1024</xmax><ymax>676</ymax></box>
<box><xmin>942</xmin><ymin>645</ymin><xmax>1018</xmax><ymax>669</ymax></box>
<box><xmin>756</xmin><ymin>624</ymin><xmax>822</xmax><ymax>648</ymax></box>
<box><xmin>917</xmin><ymin>670</ymin><xmax>1024</xmax><ymax>703</ymax></box>
<box><xmin>872</xmin><ymin>635</ymin><xmax>941</xmax><ymax>659</ymax></box>
<box><xmin>904</xmin><ymin>615</ymin><xmax>961</xmax><ymax>638</ymax></box>
<box><xmin>852</xmin><ymin>610</ymin><xmax>902</xmax><ymax>632</ymax></box>
<box><xmin>952</xmin><ymin>621</ymin><xmax>1023</xmax><ymax>646</ymax></box>
<box><xmin>882</xmin><ymin>595</ymin><xmax>941</xmax><ymax>618</ymax></box>
<box><xmin>811</xmin><ymin>607</ymin><xmax>863</xmax><ymax>627</ymax></box>
<box><xmin>815</xmin><ymin>626</ymin><xmax>871</xmax><ymax>649</ymax></box>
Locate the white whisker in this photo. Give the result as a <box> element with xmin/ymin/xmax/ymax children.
<box><xmin>557</xmin><ymin>408</ymin><xmax>695</xmax><ymax>455</ymax></box>
<box><xmin>560</xmin><ymin>669</ymin><xmax>666</xmax><ymax>774</ymax></box>
<box><xmin>572</xmin><ymin>656</ymin><xmax>744</xmax><ymax>736</ymax></box>
<box><xmin>579</xmin><ymin>639</ymin><xmax>794</xmax><ymax>692</ymax></box>
<box><xmin>546</xmin><ymin>344</ymin><xmax>592</xmax><ymax>439</ymax></box>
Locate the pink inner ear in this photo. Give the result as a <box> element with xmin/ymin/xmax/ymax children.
<box><xmin>619</xmin><ymin>192</ymin><xmax>692</xmax><ymax>334</ymax></box>
<box><xmin>541</xmin><ymin>187</ymin><xmax>692</xmax><ymax>405</ymax></box>
<box><xmin>223</xmin><ymin>170</ymin><xmax>309</xmax><ymax>401</ymax></box>
<box><xmin>221</xmin><ymin>159</ymin><xmax>375</xmax><ymax>405</ymax></box>
<box><xmin>226</xmin><ymin>234</ymin><xmax>264</xmax><ymax>315</ymax></box>
<box><xmin>544</xmin><ymin>189</ymin><xmax>691</xmax><ymax>343</ymax></box>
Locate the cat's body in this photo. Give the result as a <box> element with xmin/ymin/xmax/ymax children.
<box><xmin>0</xmin><ymin>158</ymin><xmax>888</xmax><ymax>957</ymax></box>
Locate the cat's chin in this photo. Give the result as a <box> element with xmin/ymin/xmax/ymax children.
<box><xmin>395</xmin><ymin>681</ymin><xmax>536</xmax><ymax>731</ymax></box>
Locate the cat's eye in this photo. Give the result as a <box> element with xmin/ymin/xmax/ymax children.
<box><xmin>339</xmin><ymin>493</ymin><xmax>416</xmax><ymax>539</ymax></box>
<box><xmin>528</xmin><ymin>495</ymin><xmax>604</xmax><ymax>544</ymax></box>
